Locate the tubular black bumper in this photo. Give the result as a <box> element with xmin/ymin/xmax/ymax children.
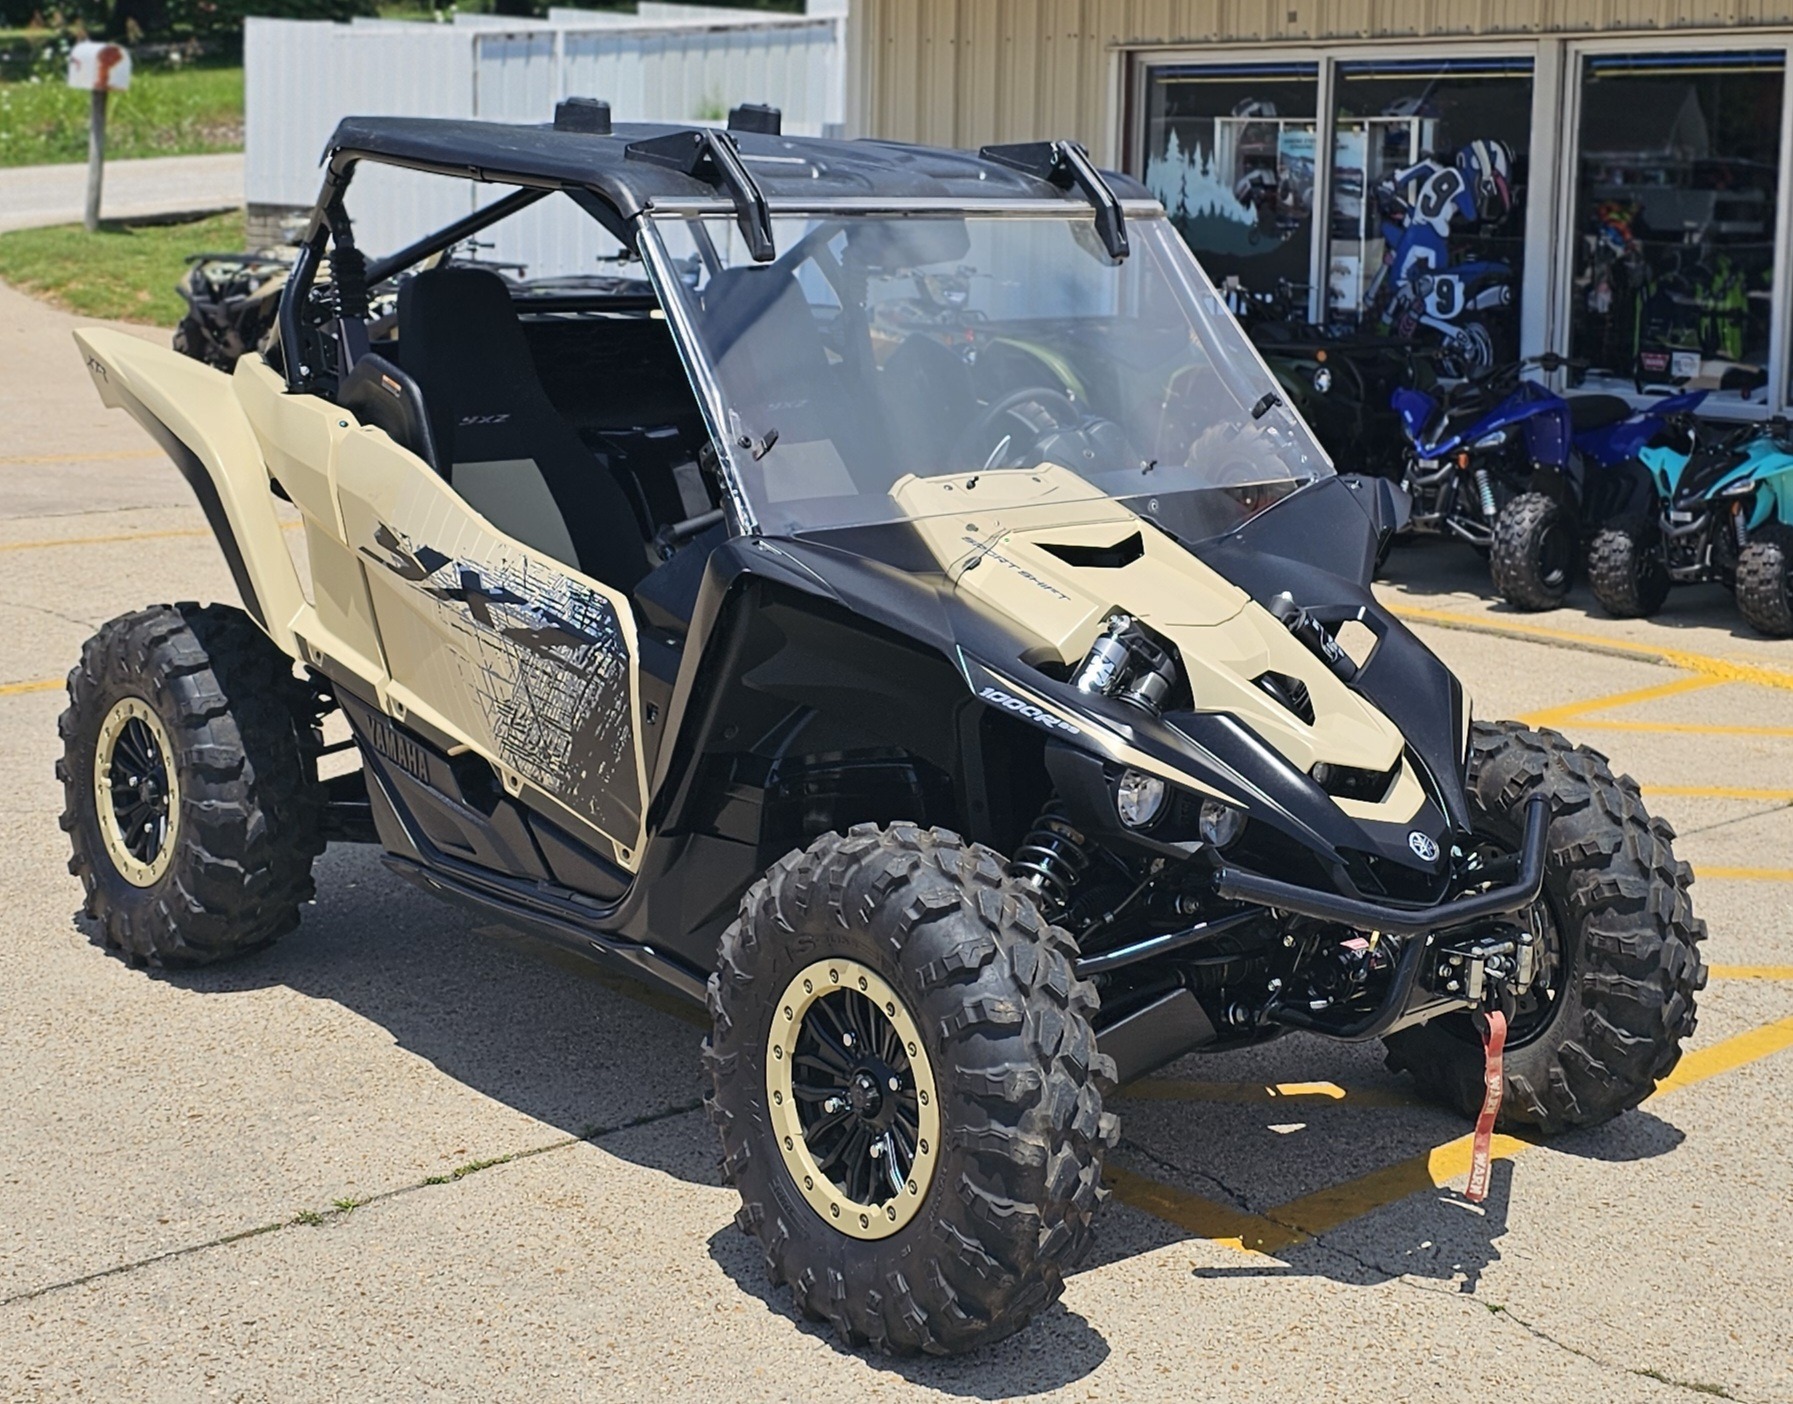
<box><xmin>1210</xmin><ymin>797</ymin><xmax>1550</xmax><ymax>938</ymax></box>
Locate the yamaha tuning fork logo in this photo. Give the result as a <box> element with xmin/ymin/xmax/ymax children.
<box><xmin>1408</xmin><ymin>830</ymin><xmax>1441</xmax><ymax>863</ymax></box>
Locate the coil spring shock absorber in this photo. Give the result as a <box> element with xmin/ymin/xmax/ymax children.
<box><xmin>1008</xmin><ymin>804</ymin><xmax>1094</xmax><ymax>916</ymax></box>
<box><xmin>1474</xmin><ymin>467</ymin><xmax>1498</xmax><ymax>523</ymax></box>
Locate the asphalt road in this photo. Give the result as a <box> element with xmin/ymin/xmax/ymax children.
<box><xmin>0</xmin><ymin>153</ymin><xmax>242</xmax><ymax>233</ymax></box>
<box><xmin>2</xmin><ymin>279</ymin><xmax>1790</xmax><ymax>1402</ymax></box>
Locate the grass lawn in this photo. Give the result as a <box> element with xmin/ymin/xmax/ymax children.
<box><xmin>0</xmin><ymin>64</ymin><xmax>242</xmax><ymax>168</ymax></box>
<box><xmin>0</xmin><ymin>209</ymin><xmax>242</xmax><ymax>324</ymax></box>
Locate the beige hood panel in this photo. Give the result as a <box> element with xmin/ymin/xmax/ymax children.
<box><xmin>892</xmin><ymin>466</ymin><xmax>1406</xmax><ymax>781</ymax></box>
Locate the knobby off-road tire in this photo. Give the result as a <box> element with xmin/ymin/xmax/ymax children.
<box><xmin>1385</xmin><ymin>721</ymin><xmax>1706</xmax><ymax>1134</ymax></box>
<box><xmin>705</xmin><ymin>823</ymin><xmax>1119</xmax><ymax>1356</ymax></box>
<box><xmin>1735</xmin><ymin>523</ymin><xmax>1793</xmax><ymax>637</ymax></box>
<box><xmin>1490</xmin><ymin>492</ymin><xmax>1575</xmax><ymax>611</ymax></box>
<box><xmin>1588</xmin><ymin>522</ymin><xmax>1671</xmax><ymax>619</ymax></box>
<box><xmin>58</xmin><ymin>603</ymin><xmax>325</xmax><ymax>965</ymax></box>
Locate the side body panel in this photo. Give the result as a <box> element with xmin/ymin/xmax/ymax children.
<box><xmin>334</xmin><ymin>431</ymin><xmax>650</xmax><ymax>870</ymax></box>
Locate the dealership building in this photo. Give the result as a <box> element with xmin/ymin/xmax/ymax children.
<box><xmin>848</xmin><ymin>2</ymin><xmax>1793</xmax><ymax>416</ymax></box>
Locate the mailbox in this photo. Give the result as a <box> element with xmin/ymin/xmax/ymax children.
<box><xmin>67</xmin><ymin>42</ymin><xmax>131</xmax><ymax>93</ymax></box>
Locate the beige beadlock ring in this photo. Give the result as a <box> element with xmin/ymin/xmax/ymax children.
<box><xmin>765</xmin><ymin>958</ymin><xmax>942</xmax><ymax>1241</ymax></box>
<box><xmin>92</xmin><ymin>695</ymin><xmax>181</xmax><ymax>888</ymax></box>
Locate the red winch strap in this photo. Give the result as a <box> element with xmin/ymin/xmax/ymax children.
<box><xmin>1465</xmin><ymin>1008</ymin><xmax>1508</xmax><ymax>1205</ymax></box>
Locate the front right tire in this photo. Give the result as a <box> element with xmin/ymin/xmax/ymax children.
<box><xmin>705</xmin><ymin>823</ymin><xmax>1117</xmax><ymax>1356</ymax></box>
<box><xmin>1490</xmin><ymin>492</ymin><xmax>1576</xmax><ymax>611</ymax></box>
<box><xmin>1736</xmin><ymin>523</ymin><xmax>1793</xmax><ymax>637</ymax></box>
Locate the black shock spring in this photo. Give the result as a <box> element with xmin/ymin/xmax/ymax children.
<box><xmin>1008</xmin><ymin>804</ymin><xmax>1094</xmax><ymax>914</ymax></box>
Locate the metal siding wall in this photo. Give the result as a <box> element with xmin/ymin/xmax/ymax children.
<box><xmin>856</xmin><ymin>0</ymin><xmax>1793</xmax><ymax>150</ymax></box>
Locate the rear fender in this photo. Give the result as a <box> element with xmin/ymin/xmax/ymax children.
<box><xmin>73</xmin><ymin>327</ymin><xmax>306</xmax><ymax>659</ymax></box>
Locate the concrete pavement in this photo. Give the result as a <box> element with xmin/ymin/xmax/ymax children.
<box><xmin>1</xmin><ymin>278</ymin><xmax>1789</xmax><ymax>1402</ymax></box>
<box><xmin>0</xmin><ymin>152</ymin><xmax>241</xmax><ymax>233</ymax></box>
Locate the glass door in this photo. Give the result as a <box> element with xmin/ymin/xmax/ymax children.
<box><xmin>1137</xmin><ymin>62</ymin><xmax>1320</xmax><ymax>320</ymax></box>
<box><xmin>1567</xmin><ymin>50</ymin><xmax>1786</xmax><ymax>408</ymax></box>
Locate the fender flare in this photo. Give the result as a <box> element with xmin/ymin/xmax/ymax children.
<box><xmin>73</xmin><ymin>329</ymin><xmax>308</xmax><ymax>659</ymax></box>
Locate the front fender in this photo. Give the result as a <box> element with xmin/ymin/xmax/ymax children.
<box><xmin>73</xmin><ymin>328</ymin><xmax>307</xmax><ymax>659</ymax></box>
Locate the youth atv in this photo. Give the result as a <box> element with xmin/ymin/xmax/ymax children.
<box><xmin>1392</xmin><ymin>354</ymin><xmax>1702</xmax><ymax>609</ymax></box>
<box><xmin>61</xmin><ymin>106</ymin><xmax>1706</xmax><ymax>1356</ymax></box>
<box><xmin>1590</xmin><ymin>416</ymin><xmax>1793</xmax><ymax>635</ymax></box>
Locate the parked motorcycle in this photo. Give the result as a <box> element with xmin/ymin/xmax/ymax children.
<box><xmin>1589</xmin><ymin>417</ymin><xmax>1793</xmax><ymax>636</ymax></box>
<box><xmin>1392</xmin><ymin>353</ymin><xmax>1704</xmax><ymax>608</ymax></box>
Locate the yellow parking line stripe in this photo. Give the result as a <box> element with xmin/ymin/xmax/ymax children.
<box><xmin>1108</xmin><ymin>1015</ymin><xmax>1793</xmax><ymax>1253</ymax></box>
<box><xmin>1519</xmin><ymin>676</ymin><xmax>1722</xmax><ymax>728</ymax></box>
<box><xmin>0</xmin><ymin>677</ymin><xmax>61</xmax><ymax>696</ymax></box>
<box><xmin>1578</xmin><ymin>720</ymin><xmax>1793</xmax><ymax>738</ymax></box>
<box><xmin>1699</xmin><ymin>867</ymin><xmax>1793</xmax><ymax>882</ymax></box>
<box><xmin>1121</xmin><ymin>1079</ymin><xmax>1424</xmax><ymax>1110</ymax></box>
<box><xmin>1708</xmin><ymin>965</ymin><xmax>1793</xmax><ymax>980</ymax></box>
<box><xmin>1390</xmin><ymin>604</ymin><xmax>1793</xmax><ymax>693</ymax></box>
<box><xmin>1103</xmin><ymin>1164</ymin><xmax>1302</xmax><ymax>1255</ymax></box>
<box><xmin>0</xmin><ymin>519</ymin><xmax>304</xmax><ymax>554</ymax></box>
<box><xmin>0</xmin><ymin>449</ymin><xmax>160</xmax><ymax>466</ymax></box>
<box><xmin>1645</xmin><ymin>785</ymin><xmax>1793</xmax><ymax>802</ymax></box>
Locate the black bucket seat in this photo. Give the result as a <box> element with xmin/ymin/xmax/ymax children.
<box><xmin>395</xmin><ymin>267</ymin><xmax>648</xmax><ymax>592</ymax></box>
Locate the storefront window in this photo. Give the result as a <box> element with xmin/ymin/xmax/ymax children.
<box><xmin>1139</xmin><ymin>63</ymin><xmax>1318</xmax><ymax>316</ymax></box>
<box><xmin>1570</xmin><ymin>52</ymin><xmax>1784</xmax><ymax>405</ymax></box>
<box><xmin>1324</xmin><ymin>58</ymin><xmax>1532</xmax><ymax>376</ymax></box>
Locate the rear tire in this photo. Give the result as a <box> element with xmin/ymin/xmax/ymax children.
<box><xmin>1588</xmin><ymin>522</ymin><xmax>1671</xmax><ymax>618</ymax></box>
<box><xmin>1490</xmin><ymin>492</ymin><xmax>1575</xmax><ymax>611</ymax></box>
<box><xmin>1735</xmin><ymin>523</ymin><xmax>1793</xmax><ymax>637</ymax></box>
<box><xmin>705</xmin><ymin>823</ymin><xmax>1117</xmax><ymax>1355</ymax></box>
<box><xmin>58</xmin><ymin>604</ymin><xmax>325</xmax><ymax>966</ymax></box>
<box><xmin>1384</xmin><ymin>721</ymin><xmax>1705</xmax><ymax>1134</ymax></box>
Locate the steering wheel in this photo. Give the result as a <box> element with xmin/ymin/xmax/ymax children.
<box><xmin>952</xmin><ymin>385</ymin><xmax>1082</xmax><ymax>469</ymax></box>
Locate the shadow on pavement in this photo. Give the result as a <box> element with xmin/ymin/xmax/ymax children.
<box><xmin>87</xmin><ymin>831</ymin><xmax>1686</xmax><ymax>1384</ymax></box>
<box><xmin>1380</xmin><ymin>534</ymin><xmax>1762</xmax><ymax>640</ymax></box>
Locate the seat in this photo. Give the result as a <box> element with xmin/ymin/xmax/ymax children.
<box><xmin>1567</xmin><ymin>394</ymin><xmax>1633</xmax><ymax>434</ymax></box>
<box><xmin>396</xmin><ymin>267</ymin><xmax>649</xmax><ymax>592</ymax></box>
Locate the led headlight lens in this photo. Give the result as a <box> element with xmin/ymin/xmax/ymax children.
<box><xmin>1115</xmin><ymin>769</ymin><xmax>1168</xmax><ymax>829</ymax></box>
<box><xmin>1198</xmin><ymin>798</ymin><xmax>1247</xmax><ymax>848</ymax></box>
<box><xmin>1312</xmin><ymin>365</ymin><xmax>1333</xmax><ymax>395</ymax></box>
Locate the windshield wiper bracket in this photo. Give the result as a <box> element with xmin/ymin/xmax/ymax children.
<box><xmin>978</xmin><ymin>140</ymin><xmax>1129</xmax><ymax>261</ymax></box>
<box><xmin>626</xmin><ymin>129</ymin><xmax>775</xmax><ymax>263</ymax></box>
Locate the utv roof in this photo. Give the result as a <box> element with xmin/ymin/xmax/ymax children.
<box><xmin>323</xmin><ymin>115</ymin><xmax>1154</xmax><ymax>218</ymax></box>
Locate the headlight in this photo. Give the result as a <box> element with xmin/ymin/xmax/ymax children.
<box><xmin>1198</xmin><ymin>798</ymin><xmax>1247</xmax><ymax>848</ymax></box>
<box><xmin>1472</xmin><ymin>429</ymin><xmax>1508</xmax><ymax>449</ymax></box>
<box><xmin>1312</xmin><ymin>365</ymin><xmax>1333</xmax><ymax>395</ymax></box>
<box><xmin>1716</xmin><ymin>480</ymin><xmax>1757</xmax><ymax>499</ymax></box>
<box><xmin>1115</xmin><ymin>769</ymin><xmax>1168</xmax><ymax>829</ymax></box>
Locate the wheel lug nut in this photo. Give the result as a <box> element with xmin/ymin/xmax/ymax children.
<box><xmin>887</xmin><ymin>1077</ymin><xmax>900</xmax><ymax>1092</ymax></box>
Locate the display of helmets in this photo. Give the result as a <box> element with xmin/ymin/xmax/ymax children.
<box><xmin>1457</xmin><ymin>138</ymin><xmax>1515</xmax><ymax>221</ymax></box>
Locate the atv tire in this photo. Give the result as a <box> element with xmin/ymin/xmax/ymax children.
<box><xmin>1385</xmin><ymin>721</ymin><xmax>1705</xmax><ymax>1134</ymax></box>
<box><xmin>1588</xmin><ymin>522</ymin><xmax>1671</xmax><ymax>619</ymax></box>
<box><xmin>58</xmin><ymin>603</ymin><xmax>325</xmax><ymax>966</ymax></box>
<box><xmin>1490</xmin><ymin>492</ymin><xmax>1575</xmax><ymax>611</ymax></box>
<box><xmin>1735</xmin><ymin>523</ymin><xmax>1793</xmax><ymax>637</ymax></box>
<box><xmin>705</xmin><ymin>823</ymin><xmax>1118</xmax><ymax>1356</ymax></box>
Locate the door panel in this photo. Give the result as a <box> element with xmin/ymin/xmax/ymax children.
<box><xmin>334</xmin><ymin>426</ymin><xmax>647</xmax><ymax>870</ymax></box>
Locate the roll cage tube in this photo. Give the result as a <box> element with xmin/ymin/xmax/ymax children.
<box><xmin>275</xmin><ymin>153</ymin><xmax>628</xmax><ymax>393</ymax></box>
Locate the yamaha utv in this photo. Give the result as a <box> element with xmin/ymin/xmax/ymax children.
<box><xmin>62</xmin><ymin>103</ymin><xmax>1706</xmax><ymax>1355</ymax></box>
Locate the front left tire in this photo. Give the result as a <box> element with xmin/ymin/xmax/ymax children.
<box><xmin>705</xmin><ymin>823</ymin><xmax>1117</xmax><ymax>1355</ymax></box>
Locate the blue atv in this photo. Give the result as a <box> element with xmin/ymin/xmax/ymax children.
<box><xmin>1393</xmin><ymin>354</ymin><xmax>1704</xmax><ymax>609</ymax></box>
<box><xmin>1588</xmin><ymin>417</ymin><xmax>1793</xmax><ymax>636</ymax></box>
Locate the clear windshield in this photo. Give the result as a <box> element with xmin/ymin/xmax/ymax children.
<box><xmin>645</xmin><ymin>211</ymin><xmax>1331</xmax><ymax>537</ymax></box>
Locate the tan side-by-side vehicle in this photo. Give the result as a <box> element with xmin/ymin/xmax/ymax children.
<box><xmin>61</xmin><ymin>103</ymin><xmax>1706</xmax><ymax>1354</ymax></box>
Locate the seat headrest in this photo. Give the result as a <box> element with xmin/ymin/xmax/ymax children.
<box><xmin>397</xmin><ymin>267</ymin><xmax>539</xmax><ymax>465</ymax></box>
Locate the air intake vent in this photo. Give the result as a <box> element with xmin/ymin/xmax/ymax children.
<box><xmin>555</xmin><ymin>97</ymin><xmax>612</xmax><ymax>135</ymax></box>
<box><xmin>1039</xmin><ymin>532</ymin><xmax>1144</xmax><ymax>569</ymax></box>
<box><xmin>1254</xmin><ymin>671</ymin><xmax>1313</xmax><ymax>725</ymax></box>
<box><xmin>1311</xmin><ymin>759</ymin><xmax>1401</xmax><ymax>803</ymax></box>
<box><xmin>728</xmin><ymin>102</ymin><xmax>782</xmax><ymax>135</ymax></box>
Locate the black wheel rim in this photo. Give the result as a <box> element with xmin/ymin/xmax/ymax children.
<box><xmin>1538</xmin><ymin>520</ymin><xmax>1573</xmax><ymax>590</ymax></box>
<box><xmin>792</xmin><ymin>988</ymin><xmax>923</xmax><ymax>1207</ymax></box>
<box><xmin>108</xmin><ymin>714</ymin><xmax>172</xmax><ymax>866</ymax></box>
